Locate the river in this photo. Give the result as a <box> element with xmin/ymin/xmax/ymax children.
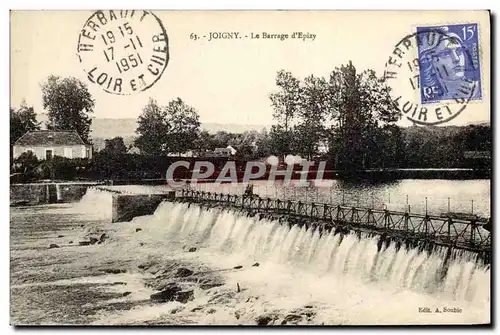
<box><xmin>10</xmin><ymin>179</ymin><xmax>491</xmax><ymax>325</ymax></box>
<box><xmin>189</xmin><ymin>179</ymin><xmax>491</xmax><ymax>218</ymax></box>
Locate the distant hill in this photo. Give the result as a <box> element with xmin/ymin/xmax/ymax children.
<box><xmin>90</xmin><ymin>118</ymin><xmax>138</xmax><ymax>138</ymax></box>
<box><xmin>35</xmin><ymin>114</ymin><xmax>271</xmax><ymax>150</ymax></box>
<box><xmin>87</xmin><ymin>118</ymin><xmax>270</xmax><ymax>139</ymax></box>
<box><xmin>88</xmin><ymin>118</ymin><xmax>270</xmax><ymax>150</ymax></box>
<box><xmin>37</xmin><ymin>114</ymin><xmax>270</xmax><ymax>136</ymax></box>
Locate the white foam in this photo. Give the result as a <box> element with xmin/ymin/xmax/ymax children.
<box><xmin>88</xmin><ymin>201</ymin><xmax>491</xmax><ymax>324</ymax></box>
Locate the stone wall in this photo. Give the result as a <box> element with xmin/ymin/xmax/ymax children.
<box><xmin>112</xmin><ymin>192</ymin><xmax>176</xmax><ymax>223</ymax></box>
<box><xmin>10</xmin><ymin>183</ymin><xmax>101</xmax><ymax>205</ymax></box>
<box><xmin>10</xmin><ymin>184</ymin><xmax>48</xmax><ymax>205</ymax></box>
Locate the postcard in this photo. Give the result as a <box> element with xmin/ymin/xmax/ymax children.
<box><xmin>10</xmin><ymin>10</ymin><xmax>491</xmax><ymax>326</ymax></box>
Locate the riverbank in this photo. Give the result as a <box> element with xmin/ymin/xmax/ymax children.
<box><xmin>10</xmin><ymin>205</ymin><xmax>225</xmax><ymax>325</ymax></box>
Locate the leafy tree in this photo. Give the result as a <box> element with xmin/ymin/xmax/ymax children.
<box><xmin>211</xmin><ymin>131</ymin><xmax>235</xmax><ymax>149</ymax></box>
<box><xmin>269</xmin><ymin>62</ymin><xmax>400</xmax><ymax>169</ymax></box>
<box><xmin>135</xmin><ymin>98</ymin><xmax>201</xmax><ymax>155</ymax></box>
<box><xmin>323</xmin><ymin>63</ymin><xmax>399</xmax><ymax>170</ymax></box>
<box><xmin>194</xmin><ymin>130</ymin><xmax>216</xmax><ymax>151</ymax></box>
<box><xmin>269</xmin><ymin>70</ymin><xmax>301</xmax><ymax>156</ymax></box>
<box><xmin>41</xmin><ymin>75</ymin><xmax>94</xmax><ymax>142</ymax></box>
<box><xmin>10</xmin><ymin>101</ymin><xmax>40</xmax><ymax>146</ymax></box>
<box><xmin>254</xmin><ymin>128</ymin><xmax>271</xmax><ymax>158</ymax></box>
<box><xmin>13</xmin><ymin>151</ymin><xmax>38</xmax><ymax>173</ymax></box>
<box><xmin>164</xmin><ymin>98</ymin><xmax>201</xmax><ymax>155</ymax></box>
<box><xmin>294</xmin><ymin>75</ymin><xmax>329</xmax><ymax>159</ymax></box>
<box><xmin>135</xmin><ymin>98</ymin><xmax>168</xmax><ymax>155</ymax></box>
<box><xmin>103</xmin><ymin>136</ymin><xmax>128</xmax><ymax>155</ymax></box>
<box><xmin>269</xmin><ymin>125</ymin><xmax>290</xmax><ymax>157</ymax></box>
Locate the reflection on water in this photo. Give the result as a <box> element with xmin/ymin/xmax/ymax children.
<box><xmin>188</xmin><ymin>179</ymin><xmax>491</xmax><ymax>218</ymax></box>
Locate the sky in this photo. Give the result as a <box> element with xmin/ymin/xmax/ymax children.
<box><xmin>10</xmin><ymin>10</ymin><xmax>491</xmax><ymax>127</ymax></box>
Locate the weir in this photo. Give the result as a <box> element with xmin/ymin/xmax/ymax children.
<box><xmin>177</xmin><ymin>189</ymin><xmax>492</xmax><ymax>264</ymax></box>
<box><xmin>68</xmin><ymin>187</ymin><xmax>491</xmax><ymax>307</ymax></box>
<box><xmin>143</xmin><ymin>200</ymin><xmax>491</xmax><ymax>306</ymax></box>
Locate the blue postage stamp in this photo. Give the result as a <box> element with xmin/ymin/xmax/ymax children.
<box><xmin>416</xmin><ymin>23</ymin><xmax>482</xmax><ymax>104</ymax></box>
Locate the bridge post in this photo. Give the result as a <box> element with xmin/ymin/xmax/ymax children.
<box><xmin>470</xmin><ymin>220</ymin><xmax>476</xmax><ymax>246</ymax></box>
<box><xmin>383</xmin><ymin>210</ymin><xmax>389</xmax><ymax>230</ymax></box>
<box><xmin>424</xmin><ymin>215</ymin><xmax>429</xmax><ymax>237</ymax></box>
<box><xmin>447</xmin><ymin>218</ymin><xmax>452</xmax><ymax>243</ymax></box>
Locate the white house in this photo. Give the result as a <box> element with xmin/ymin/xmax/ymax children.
<box><xmin>13</xmin><ymin>130</ymin><xmax>92</xmax><ymax>160</ymax></box>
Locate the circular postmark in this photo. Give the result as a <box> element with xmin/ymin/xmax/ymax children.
<box><xmin>384</xmin><ymin>25</ymin><xmax>482</xmax><ymax>125</ymax></box>
<box><xmin>77</xmin><ymin>10</ymin><xmax>169</xmax><ymax>95</ymax></box>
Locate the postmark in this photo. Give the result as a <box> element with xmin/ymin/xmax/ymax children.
<box><xmin>384</xmin><ymin>23</ymin><xmax>482</xmax><ymax>125</ymax></box>
<box><xmin>77</xmin><ymin>10</ymin><xmax>169</xmax><ymax>95</ymax></box>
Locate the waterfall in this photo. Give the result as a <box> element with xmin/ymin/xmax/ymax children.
<box><xmin>137</xmin><ymin>201</ymin><xmax>490</xmax><ymax>305</ymax></box>
<box><xmin>72</xmin><ymin>187</ymin><xmax>114</xmax><ymax>220</ymax></box>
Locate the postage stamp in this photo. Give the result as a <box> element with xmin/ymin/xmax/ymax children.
<box><xmin>416</xmin><ymin>23</ymin><xmax>482</xmax><ymax>104</ymax></box>
<box><xmin>384</xmin><ymin>24</ymin><xmax>483</xmax><ymax>125</ymax></box>
<box><xmin>77</xmin><ymin>10</ymin><xmax>169</xmax><ymax>95</ymax></box>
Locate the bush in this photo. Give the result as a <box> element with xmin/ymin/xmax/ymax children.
<box><xmin>12</xmin><ymin>152</ymin><xmax>39</xmax><ymax>180</ymax></box>
<box><xmin>34</xmin><ymin>156</ymin><xmax>92</xmax><ymax>181</ymax></box>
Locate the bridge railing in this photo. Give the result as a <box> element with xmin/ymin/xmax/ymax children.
<box><xmin>176</xmin><ymin>189</ymin><xmax>491</xmax><ymax>252</ymax></box>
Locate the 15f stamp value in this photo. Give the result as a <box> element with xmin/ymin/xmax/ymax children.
<box><xmin>77</xmin><ymin>10</ymin><xmax>169</xmax><ymax>95</ymax></box>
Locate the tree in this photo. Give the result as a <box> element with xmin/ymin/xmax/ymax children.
<box><xmin>13</xmin><ymin>151</ymin><xmax>38</xmax><ymax>173</ymax></box>
<box><xmin>227</xmin><ymin>131</ymin><xmax>257</xmax><ymax>160</ymax></box>
<box><xmin>194</xmin><ymin>130</ymin><xmax>215</xmax><ymax>151</ymax></box>
<box><xmin>294</xmin><ymin>75</ymin><xmax>329</xmax><ymax>159</ymax></box>
<box><xmin>164</xmin><ymin>98</ymin><xmax>201</xmax><ymax>155</ymax></box>
<box><xmin>327</xmin><ymin>62</ymin><xmax>400</xmax><ymax>170</ymax></box>
<box><xmin>103</xmin><ymin>137</ymin><xmax>128</xmax><ymax>155</ymax></box>
<box><xmin>41</xmin><ymin>75</ymin><xmax>94</xmax><ymax>142</ymax></box>
<box><xmin>269</xmin><ymin>70</ymin><xmax>301</xmax><ymax>156</ymax></box>
<box><xmin>269</xmin><ymin>125</ymin><xmax>290</xmax><ymax>157</ymax></box>
<box><xmin>269</xmin><ymin>62</ymin><xmax>400</xmax><ymax>169</ymax></box>
<box><xmin>254</xmin><ymin>128</ymin><xmax>271</xmax><ymax>158</ymax></box>
<box><xmin>135</xmin><ymin>98</ymin><xmax>168</xmax><ymax>155</ymax></box>
<box><xmin>135</xmin><ymin>98</ymin><xmax>201</xmax><ymax>155</ymax></box>
<box><xmin>212</xmin><ymin>131</ymin><xmax>236</xmax><ymax>149</ymax></box>
<box><xmin>10</xmin><ymin>101</ymin><xmax>40</xmax><ymax>146</ymax></box>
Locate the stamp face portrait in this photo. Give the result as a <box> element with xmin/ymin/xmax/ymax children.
<box><xmin>77</xmin><ymin>10</ymin><xmax>169</xmax><ymax>95</ymax></box>
<box><xmin>416</xmin><ymin>24</ymin><xmax>482</xmax><ymax>104</ymax></box>
<box><xmin>384</xmin><ymin>23</ymin><xmax>483</xmax><ymax>125</ymax></box>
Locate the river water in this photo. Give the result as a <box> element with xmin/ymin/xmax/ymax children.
<box><xmin>190</xmin><ymin>179</ymin><xmax>491</xmax><ymax>217</ymax></box>
<box><xmin>11</xmin><ymin>179</ymin><xmax>491</xmax><ymax>325</ymax></box>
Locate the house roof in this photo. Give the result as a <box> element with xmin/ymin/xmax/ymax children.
<box><xmin>14</xmin><ymin>130</ymin><xmax>88</xmax><ymax>146</ymax></box>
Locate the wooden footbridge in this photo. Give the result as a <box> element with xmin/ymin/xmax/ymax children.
<box><xmin>178</xmin><ymin>189</ymin><xmax>492</xmax><ymax>263</ymax></box>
